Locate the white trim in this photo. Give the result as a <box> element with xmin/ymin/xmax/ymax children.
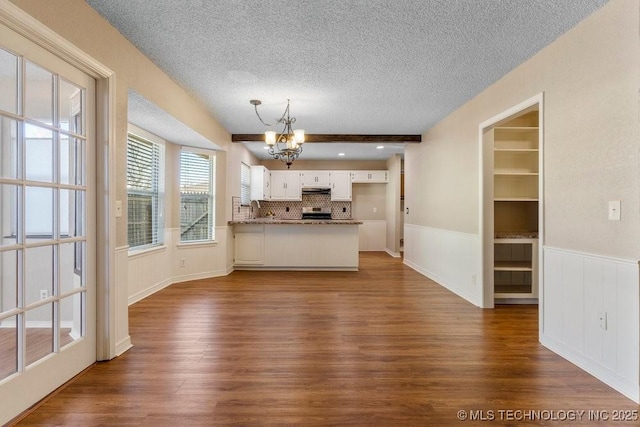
<box><xmin>0</xmin><ymin>1</ymin><xmax>114</xmax><ymax>77</ymax></box>
<box><xmin>543</xmin><ymin>245</ymin><xmax>637</xmax><ymax>265</ymax></box>
<box><xmin>180</xmin><ymin>146</ymin><xmax>217</xmax><ymax>156</ymax></box>
<box><xmin>176</xmin><ymin>241</ymin><xmax>218</xmax><ymax>249</ymax></box>
<box><xmin>478</xmin><ymin>92</ymin><xmax>544</xmax><ymax>309</ymax></box>
<box><xmin>128</xmin><ymin>122</ymin><xmax>166</xmax><ymax>146</ymax></box>
<box><xmin>171</xmin><ymin>268</ymin><xmax>237</xmax><ymax>284</ymax></box>
<box><xmin>127</xmin><ymin>244</ymin><xmax>168</xmax><ymax>259</ymax></box>
<box><xmin>385</xmin><ymin>249</ymin><xmax>401</xmax><ymax>258</ymax></box>
<box><xmin>128</xmin><ymin>278</ymin><xmax>173</xmax><ymax>306</ymax></box>
<box><xmin>540</xmin><ymin>334</ymin><xmax>638</xmax><ymax>403</ymax></box>
<box><xmin>115</xmin><ymin>336</ymin><xmax>133</xmax><ymax>357</ymax></box>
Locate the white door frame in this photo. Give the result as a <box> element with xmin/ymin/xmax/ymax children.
<box><xmin>478</xmin><ymin>93</ymin><xmax>544</xmax><ymax>317</ymax></box>
<box><xmin>0</xmin><ymin>0</ymin><xmax>117</xmax><ymax>360</ymax></box>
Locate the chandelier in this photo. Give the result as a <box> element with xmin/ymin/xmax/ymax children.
<box><xmin>250</xmin><ymin>99</ymin><xmax>305</xmax><ymax>169</ymax></box>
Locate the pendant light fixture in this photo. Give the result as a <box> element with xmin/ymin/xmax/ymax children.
<box><xmin>250</xmin><ymin>99</ymin><xmax>305</xmax><ymax>169</ymax></box>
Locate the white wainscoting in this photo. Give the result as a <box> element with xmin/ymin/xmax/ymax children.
<box><xmin>541</xmin><ymin>246</ymin><xmax>639</xmax><ymax>402</ymax></box>
<box><xmin>403</xmin><ymin>224</ymin><xmax>482</xmax><ymax>306</ymax></box>
<box><xmin>127</xmin><ymin>226</ymin><xmax>231</xmax><ymax>306</ymax></box>
<box><xmin>359</xmin><ymin>220</ymin><xmax>388</xmax><ymax>251</ymax></box>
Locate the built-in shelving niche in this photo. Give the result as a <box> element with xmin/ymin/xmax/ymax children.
<box><xmin>483</xmin><ymin>103</ymin><xmax>542</xmax><ymax>305</ymax></box>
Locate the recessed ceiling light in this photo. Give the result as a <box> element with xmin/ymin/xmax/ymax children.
<box><xmin>338</xmin><ymin>153</ymin><xmax>345</xmax><ymax>156</ymax></box>
<box><xmin>377</xmin><ymin>145</ymin><xmax>384</xmax><ymax>149</ymax></box>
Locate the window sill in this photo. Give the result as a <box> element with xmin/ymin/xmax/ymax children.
<box><xmin>176</xmin><ymin>240</ymin><xmax>218</xmax><ymax>249</ymax></box>
<box><xmin>128</xmin><ymin>244</ymin><xmax>167</xmax><ymax>259</ymax></box>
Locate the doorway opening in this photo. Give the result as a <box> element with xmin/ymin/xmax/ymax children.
<box><xmin>480</xmin><ymin>94</ymin><xmax>543</xmax><ymax>309</ymax></box>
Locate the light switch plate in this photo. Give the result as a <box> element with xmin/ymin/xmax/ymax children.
<box><xmin>115</xmin><ymin>200</ymin><xmax>123</xmax><ymax>218</ymax></box>
<box><xmin>608</xmin><ymin>200</ymin><xmax>620</xmax><ymax>221</ymax></box>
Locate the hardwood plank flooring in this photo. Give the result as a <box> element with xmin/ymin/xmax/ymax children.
<box><xmin>14</xmin><ymin>253</ymin><xmax>638</xmax><ymax>425</ymax></box>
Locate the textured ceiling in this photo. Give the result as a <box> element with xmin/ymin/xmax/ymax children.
<box><xmin>87</xmin><ymin>0</ymin><xmax>608</xmax><ymax>160</ymax></box>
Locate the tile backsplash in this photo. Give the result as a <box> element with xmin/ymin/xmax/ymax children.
<box><xmin>231</xmin><ymin>194</ymin><xmax>352</xmax><ymax>220</ymax></box>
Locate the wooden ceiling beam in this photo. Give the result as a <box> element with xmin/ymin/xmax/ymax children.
<box><xmin>231</xmin><ymin>134</ymin><xmax>421</xmax><ymax>143</ymax></box>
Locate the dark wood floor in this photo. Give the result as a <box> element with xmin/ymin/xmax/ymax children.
<box><xmin>14</xmin><ymin>252</ymin><xmax>638</xmax><ymax>425</ymax></box>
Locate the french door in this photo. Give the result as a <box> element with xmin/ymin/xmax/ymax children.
<box><xmin>0</xmin><ymin>22</ymin><xmax>96</xmax><ymax>423</ymax></box>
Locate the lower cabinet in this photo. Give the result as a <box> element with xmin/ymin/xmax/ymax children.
<box><xmin>494</xmin><ymin>238</ymin><xmax>538</xmax><ymax>299</ymax></box>
<box><xmin>233</xmin><ymin>223</ymin><xmax>360</xmax><ymax>270</ymax></box>
<box><xmin>234</xmin><ymin>225</ymin><xmax>264</xmax><ymax>265</ymax></box>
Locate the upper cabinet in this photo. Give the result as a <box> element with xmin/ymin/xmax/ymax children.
<box><xmin>250</xmin><ymin>165</ymin><xmax>270</xmax><ymax>201</ymax></box>
<box><xmin>300</xmin><ymin>171</ymin><xmax>331</xmax><ymax>187</ymax></box>
<box><xmin>351</xmin><ymin>170</ymin><xmax>388</xmax><ymax>183</ymax></box>
<box><xmin>270</xmin><ymin>170</ymin><xmax>302</xmax><ymax>201</ymax></box>
<box><xmin>330</xmin><ymin>171</ymin><xmax>352</xmax><ymax>201</ymax></box>
<box><xmin>248</xmin><ymin>167</ymin><xmax>390</xmax><ymax>201</ymax></box>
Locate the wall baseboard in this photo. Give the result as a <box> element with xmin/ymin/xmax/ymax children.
<box><xmin>541</xmin><ymin>334</ymin><xmax>639</xmax><ymax>402</ymax></box>
<box><xmin>385</xmin><ymin>248</ymin><xmax>401</xmax><ymax>258</ymax></box>
<box><xmin>115</xmin><ymin>335</ymin><xmax>133</xmax><ymax>357</ymax></box>
<box><xmin>172</xmin><ymin>268</ymin><xmax>230</xmax><ymax>284</ymax></box>
<box><xmin>128</xmin><ymin>278</ymin><xmax>173</xmax><ymax>306</ymax></box>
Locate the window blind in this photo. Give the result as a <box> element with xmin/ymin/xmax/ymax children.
<box><xmin>127</xmin><ymin>135</ymin><xmax>162</xmax><ymax>249</ymax></box>
<box><xmin>180</xmin><ymin>150</ymin><xmax>215</xmax><ymax>242</ymax></box>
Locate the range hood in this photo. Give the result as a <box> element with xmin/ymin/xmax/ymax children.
<box><xmin>301</xmin><ymin>187</ymin><xmax>331</xmax><ymax>195</ymax></box>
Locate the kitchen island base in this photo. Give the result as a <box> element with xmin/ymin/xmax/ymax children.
<box><xmin>232</xmin><ymin>222</ymin><xmax>360</xmax><ymax>271</ymax></box>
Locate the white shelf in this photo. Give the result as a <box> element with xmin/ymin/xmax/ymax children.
<box><xmin>494</xmin><ymin>172</ymin><xmax>539</xmax><ymax>176</ymax></box>
<box><xmin>494</xmin><ymin>126</ymin><xmax>539</xmax><ymax>130</ymax></box>
<box><xmin>494</xmin><ymin>198</ymin><xmax>538</xmax><ymax>202</ymax></box>
<box><xmin>494</xmin><ymin>261</ymin><xmax>532</xmax><ymax>271</ymax></box>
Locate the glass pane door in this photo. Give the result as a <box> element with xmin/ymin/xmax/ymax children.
<box><xmin>0</xmin><ymin>21</ymin><xmax>96</xmax><ymax>425</ymax></box>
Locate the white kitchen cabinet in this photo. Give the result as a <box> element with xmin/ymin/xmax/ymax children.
<box><xmin>270</xmin><ymin>171</ymin><xmax>302</xmax><ymax>200</ymax></box>
<box><xmin>250</xmin><ymin>165</ymin><xmax>270</xmax><ymax>201</ymax></box>
<box><xmin>330</xmin><ymin>171</ymin><xmax>352</xmax><ymax>201</ymax></box>
<box><xmin>351</xmin><ymin>170</ymin><xmax>388</xmax><ymax>183</ymax></box>
<box><xmin>234</xmin><ymin>225</ymin><xmax>265</xmax><ymax>265</ymax></box>
<box><xmin>300</xmin><ymin>171</ymin><xmax>331</xmax><ymax>187</ymax></box>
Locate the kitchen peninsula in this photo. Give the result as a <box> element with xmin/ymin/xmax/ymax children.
<box><xmin>229</xmin><ymin>218</ymin><xmax>362</xmax><ymax>270</ymax></box>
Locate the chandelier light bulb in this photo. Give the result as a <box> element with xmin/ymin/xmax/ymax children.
<box><xmin>265</xmin><ymin>131</ymin><xmax>276</xmax><ymax>145</ymax></box>
<box><xmin>294</xmin><ymin>129</ymin><xmax>305</xmax><ymax>144</ymax></box>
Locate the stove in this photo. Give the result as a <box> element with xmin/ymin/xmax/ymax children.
<box><xmin>301</xmin><ymin>207</ymin><xmax>332</xmax><ymax>220</ymax></box>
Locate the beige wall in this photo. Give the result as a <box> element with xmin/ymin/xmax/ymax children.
<box><xmin>405</xmin><ymin>0</ymin><xmax>639</xmax><ymax>259</ymax></box>
<box><xmin>352</xmin><ymin>183</ymin><xmax>386</xmax><ymax>220</ymax></box>
<box><xmin>11</xmin><ymin>0</ymin><xmax>231</xmax><ymax>246</ymax></box>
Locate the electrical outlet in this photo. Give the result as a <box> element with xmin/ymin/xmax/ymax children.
<box><xmin>598</xmin><ymin>311</ymin><xmax>608</xmax><ymax>330</ymax></box>
<box><xmin>180</xmin><ymin>259</ymin><xmax>186</xmax><ymax>268</ymax></box>
<box><xmin>40</xmin><ymin>289</ymin><xmax>49</xmax><ymax>300</ymax></box>
<box><xmin>472</xmin><ymin>275</ymin><xmax>477</xmax><ymax>286</ymax></box>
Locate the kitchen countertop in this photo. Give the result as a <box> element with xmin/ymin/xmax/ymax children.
<box><xmin>228</xmin><ymin>218</ymin><xmax>363</xmax><ymax>225</ymax></box>
<box><xmin>494</xmin><ymin>231</ymin><xmax>539</xmax><ymax>239</ymax></box>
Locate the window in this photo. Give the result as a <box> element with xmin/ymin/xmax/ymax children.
<box><xmin>127</xmin><ymin>134</ymin><xmax>164</xmax><ymax>250</ymax></box>
<box><xmin>240</xmin><ymin>162</ymin><xmax>251</xmax><ymax>206</ymax></box>
<box><xmin>180</xmin><ymin>149</ymin><xmax>216</xmax><ymax>242</ymax></box>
